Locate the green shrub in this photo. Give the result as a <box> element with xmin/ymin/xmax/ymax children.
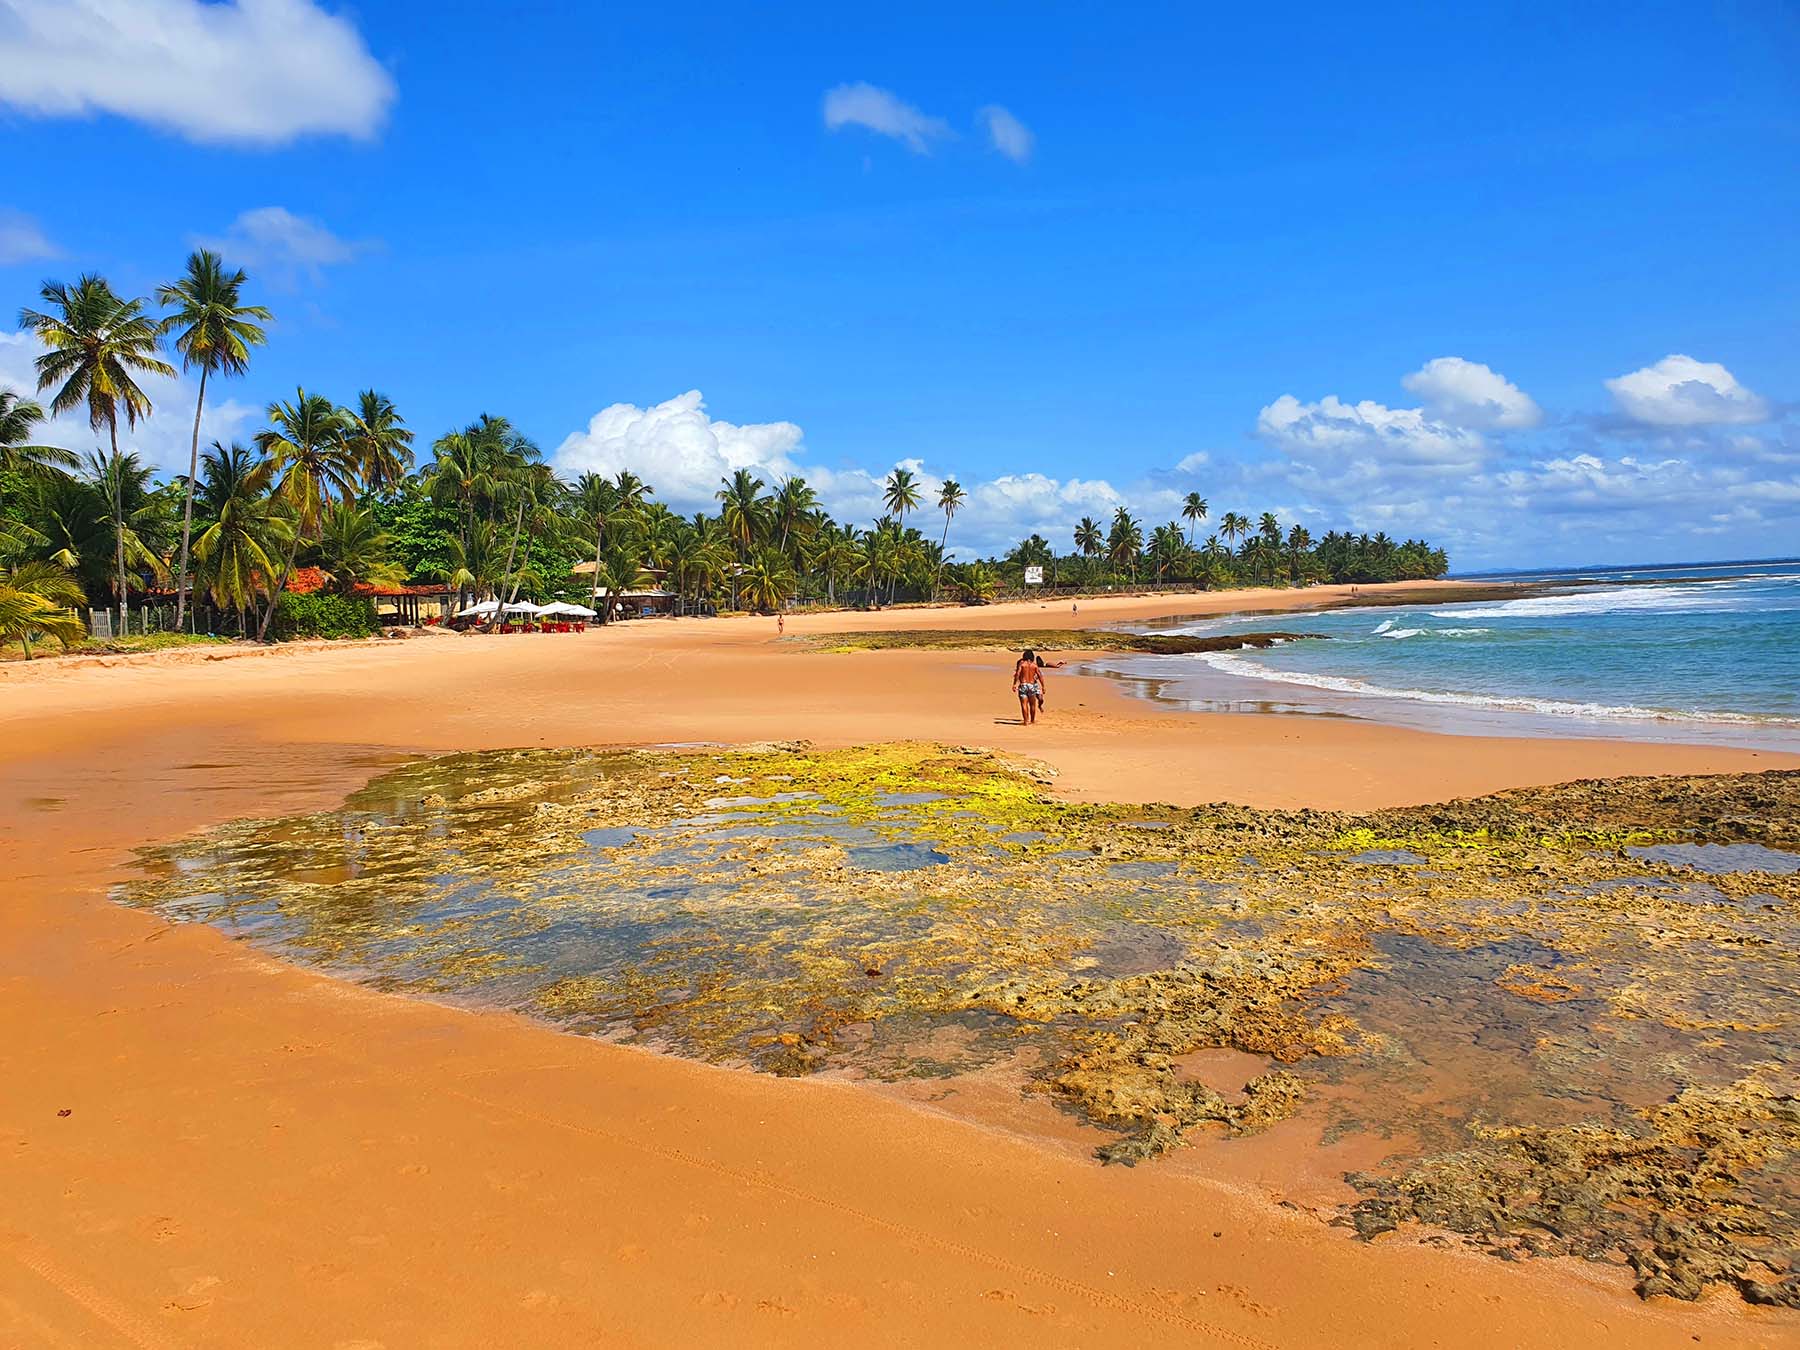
<box><xmin>272</xmin><ymin>592</ymin><xmax>378</xmax><ymax>641</ymax></box>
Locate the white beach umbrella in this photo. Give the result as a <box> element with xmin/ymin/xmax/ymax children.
<box><xmin>456</xmin><ymin>599</ymin><xmax>501</xmax><ymax>618</ymax></box>
<box><xmin>537</xmin><ymin>601</ymin><xmax>598</xmax><ymax>618</ymax></box>
<box><xmin>503</xmin><ymin>601</ymin><xmax>541</xmax><ymax>615</ymax></box>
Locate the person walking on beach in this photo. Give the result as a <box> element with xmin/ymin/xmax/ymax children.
<box><xmin>777</xmin><ymin>612</ymin><xmax>785</xmax><ymax>637</ymax></box>
<box><xmin>1013</xmin><ymin>648</ymin><xmax>1047</xmax><ymax>725</ymax></box>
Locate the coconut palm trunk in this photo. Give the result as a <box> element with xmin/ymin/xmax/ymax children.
<box><xmin>256</xmin><ymin>529</ymin><xmax>303</xmax><ymax>642</ymax></box>
<box><xmin>490</xmin><ymin>497</ymin><xmax>526</xmax><ymax>631</ymax></box>
<box><xmin>107</xmin><ymin>424</ymin><xmax>127</xmax><ymax>635</ymax></box>
<box><xmin>174</xmin><ymin>365</ymin><xmax>209</xmax><ymax>631</ymax></box>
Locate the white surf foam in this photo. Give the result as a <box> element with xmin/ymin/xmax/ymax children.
<box><xmin>1191</xmin><ymin>650</ymin><xmax>1797</xmax><ymax>728</ymax></box>
<box><xmin>1430</xmin><ymin>584</ymin><xmax>1744</xmax><ymax>621</ymax></box>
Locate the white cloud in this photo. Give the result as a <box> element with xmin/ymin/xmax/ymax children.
<box><xmin>1604</xmin><ymin>354</ymin><xmax>1769</xmax><ymax>427</ymax></box>
<box><xmin>553</xmin><ymin>390</ymin><xmax>809</xmax><ymax>511</ymax></box>
<box><xmin>551</xmin><ymin>390</ymin><xmax>1164</xmax><ymax>559</ymax></box>
<box><xmin>1256</xmin><ymin>393</ymin><xmax>1487</xmax><ymax>469</ymax></box>
<box><xmin>1174</xmin><ymin>451</ymin><xmax>1210</xmax><ymax>473</ymax></box>
<box><xmin>0</xmin><ymin>328</ymin><xmax>254</xmax><ymax>474</ymax></box>
<box><xmin>1400</xmin><ymin>356</ymin><xmax>1540</xmax><ymax>430</ymax></box>
<box><xmin>822</xmin><ymin>83</ymin><xmax>951</xmax><ymax>154</ymax></box>
<box><xmin>0</xmin><ymin>0</ymin><xmax>394</xmax><ymax>146</ymax></box>
<box><xmin>0</xmin><ymin>208</ymin><xmax>58</xmax><ymax>264</ymax></box>
<box><xmin>977</xmin><ymin>105</ymin><xmax>1034</xmax><ymax>163</ymax></box>
<box><xmin>194</xmin><ymin>206</ymin><xmax>373</xmax><ymax>286</ymax></box>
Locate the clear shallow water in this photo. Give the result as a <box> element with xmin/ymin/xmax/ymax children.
<box><xmin>1130</xmin><ymin>560</ymin><xmax>1800</xmax><ymax>748</ymax></box>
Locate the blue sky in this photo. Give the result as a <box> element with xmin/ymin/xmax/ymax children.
<box><xmin>2</xmin><ymin>1</ymin><xmax>1797</xmax><ymax>568</ymax></box>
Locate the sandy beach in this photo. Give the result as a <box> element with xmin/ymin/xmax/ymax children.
<box><xmin>3</xmin><ymin>580</ymin><xmax>1796</xmax><ymax>1349</ymax></box>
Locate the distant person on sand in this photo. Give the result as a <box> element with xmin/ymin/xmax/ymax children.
<box><xmin>1013</xmin><ymin>649</ymin><xmax>1046</xmax><ymax>725</ymax></box>
<box><xmin>777</xmin><ymin>612</ymin><xmax>784</xmax><ymax>636</ymax></box>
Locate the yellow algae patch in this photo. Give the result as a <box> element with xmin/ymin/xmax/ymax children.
<box><xmin>115</xmin><ymin>750</ymin><xmax>1800</xmax><ymax>1304</ymax></box>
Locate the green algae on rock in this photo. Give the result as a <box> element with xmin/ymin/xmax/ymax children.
<box><xmin>798</xmin><ymin>628</ymin><xmax>1326</xmax><ymax>655</ymax></box>
<box><xmin>116</xmin><ymin>748</ymin><xmax>1800</xmax><ymax>1303</ymax></box>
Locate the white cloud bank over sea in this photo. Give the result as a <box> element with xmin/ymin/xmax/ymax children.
<box><xmin>552</xmin><ymin>354</ymin><xmax>1797</xmax><ymax>569</ymax></box>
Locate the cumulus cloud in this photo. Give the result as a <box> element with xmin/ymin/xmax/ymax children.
<box><xmin>0</xmin><ymin>0</ymin><xmax>395</xmax><ymax>146</ymax></box>
<box><xmin>0</xmin><ymin>328</ymin><xmax>254</xmax><ymax>474</ymax></box>
<box><xmin>1604</xmin><ymin>354</ymin><xmax>1769</xmax><ymax>427</ymax></box>
<box><xmin>551</xmin><ymin>390</ymin><xmax>1161</xmax><ymax>559</ymax></box>
<box><xmin>194</xmin><ymin>206</ymin><xmax>374</xmax><ymax>287</ymax></box>
<box><xmin>977</xmin><ymin>105</ymin><xmax>1033</xmax><ymax>163</ymax></box>
<box><xmin>1256</xmin><ymin>393</ymin><xmax>1487</xmax><ymax>470</ymax></box>
<box><xmin>822</xmin><ymin>83</ymin><xmax>951</xmax><ymax>154</ymax></box>
<box><xmin>1401</xmin><ymin>356</ymin><xmax>1541</xmax><ymax>430</ymax></box>
<box><xmin>553</xmin><ymin>391</ymin><xmax>809</xmax><ymax>511</ymax></box>
<box><xmin>0</xmin><ymin>208</ymin><xmax>58</xmax><ymax>264</ymax></box>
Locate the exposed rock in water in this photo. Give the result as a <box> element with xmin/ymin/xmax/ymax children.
<box><xmin>808</xmin><ymin>628</ymin><xmax>1327</xmax><ymax>656</ymax></box>
<box><xmin>1343</xmin><ymin>1075</ymin><xmax>1800</xmax><ymax>1305</ymax></box>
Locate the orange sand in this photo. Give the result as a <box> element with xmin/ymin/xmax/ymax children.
<box><xmin>2</xmin><ymin>582</ymin><xmax>1794</xmax><ymax>1348</ymax></box>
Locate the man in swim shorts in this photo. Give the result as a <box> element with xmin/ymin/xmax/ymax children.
<box><xmin>1012</xmin><ymin>648</ymin><xmax>1046</xmax><ymax>725</ymax></box>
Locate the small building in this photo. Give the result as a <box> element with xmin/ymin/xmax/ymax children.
<box><xmin>591</xmin><ymin>586</ymin><xmax>677</xmax><ymax>618</ymax></box>
<box><xmin>285</xmin><ymin>567</ymin><xmax>456</xmax><ymax>626</ymax></box>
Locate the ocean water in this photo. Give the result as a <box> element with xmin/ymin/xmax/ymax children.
<box><xmin>1123</xmin><ymin>560</ymin><xmax>1800</xmax><ymax>750</ymax></box>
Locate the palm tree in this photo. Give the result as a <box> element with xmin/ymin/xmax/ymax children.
<box><xmin>493</xmin><ymin>458</ymin><xmax>555</xmax><ymax>622</ymax></box>
<box><xmin>434</xmin><ymin>519</ymin><xmax>506</xmax><ymax>609</ymax></box>
<box><xmin>1219</xmin><ymin>511</ymin><xmax>1248</xmax><ymax>551</ymax></box>
<box><xmin>815</xmin><ymin>527</ymin><xmax>860</xmax><ymax>607</ymax></box>
<box><xmin>574</xmin><ymin>472</ymin><xmax>621</xmax><ymax>608</ymax></box>
<box><xmin>1284</xmin><ymin>524</ymin><xmax>1313</xmax><ymax>583</ymax></box>
<box><xmin>20</xmin><ymin>274</ymin><xmax>175</xmax><ymax>630</ymax></box>
<box><xmin>424</xmin><ymin>428</ymin><xmax>497</xmax><ymax>553</ymax></box>
<box><xmin>1259</xmin><ymin>512</ymin><xmax>1281</xmax><ymax>548</ymax></box>
<box><xmin>934</xmin><ymin>477</ymin><xmax>965</xmax><ymax>598</ymax></box>
<box><xmin>1181</xmin><ymin>492</ymin><xmax>1208</xmax><ymax>546</ymax></box>
<box><xmin>740</xmin><ymin>547</ymin><xmax>796</xmax><ymax>612</ymax></box>
<box><xmin>881</xmin><ymin>469</ymin><xmax>922</xmax><ymax>603</ymax></box>
<box><xmin>315</xmin><ymin>501</ymin><xmax>402</xmax><ymax>593</ymax></box>
<box><xmin>0</xmin><ymin>558</ymin><xmax>86</xmax><ymax>657</ymax></box>
<box><xmin>716</xmin><ymin>468</ymin><xmax>767</xmax><ymax>607</ymax></box>
<box><xmin>611</xmin><ymin>467</ymin><xmax>650</xmax><ymax>512</ymax></box>
<box><xmin>771</xmin><ymin>476</ymin><xmax>819</xmax><ymax>559</ymax></box>
<box><xmin>253</xmin><ymin>389</ymin><xmax>358</xmax><ymax>639</ymax></box>
<box><xmin>157</xmin><ymin>251</ymin><xmax>271</xmax><ymax>629</ymax></box>
<box><xmin>192</xmin><ymin>444</ymin><xmax>287</xmax><ymax>633</ymax></box>
<box><xmin>589</xmin><ymin>541</ymin><xmax>649</xmax><ymax>625</ymax></box>
<box><xmin>882</xmin><ymin>468</ymin><xmax>921</xmax><ymax>527</ymax></box>
<box><xmin>343</xmin><ymin>390</ymin><xmax>413</xmax><ymax>494</ymax></box>
<box><xmin>87</xmin><ymin>449</ymin><xmax>169</xmax><ymax>627</ymax></box>
<box><xmin>1149</xmin><ymin>522</ymin><xmax>1188</xmax><ymax>580</ymax></box>
<box><xmin>1073</xmin><ymin>516</ymin><xmax>1102</xmax><ymax>580</ymax></box>
<box><xmin>0</xmin><ymin>389</ymin><xmax>76</xmax><ymax>479</ymax></box>
<box><xmin>1107</xmin><ymin>507</ymin><xmax>1143</xmax><ymax>582</ymax></box>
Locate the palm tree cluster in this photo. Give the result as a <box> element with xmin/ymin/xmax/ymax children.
<box><xmin>1</xmin><ymin>258</ymin><xmax>1447</xmax><ymax>658</ymax></box>
<box><xmin>0</xmin><ymin>256</ymin><xmax>421</xmax><ymax>650</ymax></box>
<box><xmin>1035</xmin><ymin>499</ymin><xmax>1446</xmax><ymax>593</ymax></box>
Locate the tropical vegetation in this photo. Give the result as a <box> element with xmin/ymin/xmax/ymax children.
<box><xmin>2</xmin><ymin>261</ymin><xmax>1448</xmax><ymax>655</ymax></box>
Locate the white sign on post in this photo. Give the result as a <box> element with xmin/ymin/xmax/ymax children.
<box><xmin>1023</xmin><ymin>565</ymin><xmax>1044</xmax><ymax>586</ymax></box>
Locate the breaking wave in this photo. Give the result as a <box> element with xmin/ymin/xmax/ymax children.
<box><xmin>1193</xmin><ymin>650</ymin><xmax>1799</xmax><ymax>729</ymax></box>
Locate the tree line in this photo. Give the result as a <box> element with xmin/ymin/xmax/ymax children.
<box><xmin>1</xmin><ymin>257</ymin><xmax>1448</xmax><ymax>655</ymax></box>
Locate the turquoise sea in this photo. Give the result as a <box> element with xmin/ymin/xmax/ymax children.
<box><xmin>1117</xmin><ymin>559</ymin><xmax>1800</xmax><ymax>751</ymax></box>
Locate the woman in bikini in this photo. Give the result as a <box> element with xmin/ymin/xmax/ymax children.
<box><xmin>1012</xmin><ymin>649</ymin><xmax>1046</xmax><ymax>725</ymax></box>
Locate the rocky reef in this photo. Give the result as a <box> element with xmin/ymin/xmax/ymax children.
<box><xmin>118</xmin><ymin>747</ymin><xmax>1799</xmax><ymax>1303</ymax></box>
<box><xmin>801</xmin><ymin>627</ymin><xmax>1324</xmax><ymax>655</ymax></box>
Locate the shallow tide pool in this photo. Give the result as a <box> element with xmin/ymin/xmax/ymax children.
<box><xmin>117</xmin><ymin>745</ymin><xmax>1800</xmax><ymax>1304</ymax></box>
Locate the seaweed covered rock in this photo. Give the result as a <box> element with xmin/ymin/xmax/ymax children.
<box><xmin>1344</xmin><ymin>1075</ymin><xmax>1800</xmax><ymax>1304</ymax></box>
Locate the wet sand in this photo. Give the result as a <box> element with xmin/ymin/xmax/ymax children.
<box><xmin>3</xmin><ymin>580</ymin><xmax>1796</xmax><ymax>1347</ymax></box>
